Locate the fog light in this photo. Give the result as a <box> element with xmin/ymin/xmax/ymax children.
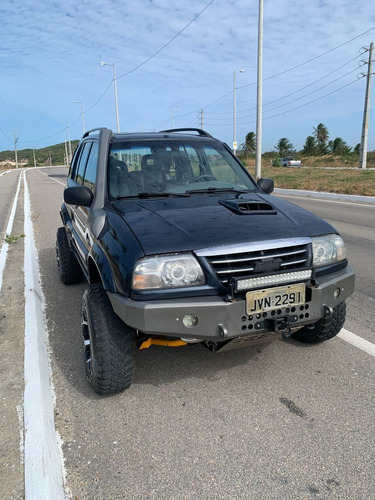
<box><xmin>334</xmin><ymin>287</ymin><xmax>341</xmax><ymax>300</ymax></box>
<box><xmin>182</xmin><ymin>314</ymin><xmax>199</xmax><ymax>328</ymax></box>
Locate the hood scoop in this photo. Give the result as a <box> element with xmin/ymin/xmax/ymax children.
<box><xmin>219</xmin><ymin>199</ymin><xmax>277</xmax><ymax>215</ymax></box>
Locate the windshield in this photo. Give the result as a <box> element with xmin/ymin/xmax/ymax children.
<box><xmin>108</xmin><ymin>139</ymin><xmax>257</xmax><ymax>199</ymax></box>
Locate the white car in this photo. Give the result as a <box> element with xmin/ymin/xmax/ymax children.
<box><xmin>282</xmin><ymin>157</ymin><xmax>302</xmax><ymax>167</ymax></box>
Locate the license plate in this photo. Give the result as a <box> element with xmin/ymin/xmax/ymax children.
<box><xmin>246</xmin><ymin>283</ymin><xmax>305</xmax><ymax>315</ymax></box>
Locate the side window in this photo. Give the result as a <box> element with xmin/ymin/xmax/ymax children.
<box><xmin>69</xmin><ymin>143</ymin><xmax>84</xmax><ymax>179</ymax></box>
<box><xmin>110</xmin><ymin>146</ymin><xmax>152</xmax><ymax>173</ymax></box>
<box><xmin>75</xmin><ymin>143</ymin><xmax>92</xmax><ymax>185</ymax></box>
<box><xmin>83</xmin><ymin>142</ymin><xmax>98</xmax><ymax>193</ymax></box>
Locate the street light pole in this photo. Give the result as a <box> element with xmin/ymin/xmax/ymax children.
<box><xmin>100</xmin><ymin>62</ymin><xmax>120</xmax><ymax>132</ymax></box>
<box><xmin>255</xmin><ymin>0</ymin><xmax>263</xmax><ymax>179</ymax></box>
<box><xmin>73</xmin><ymin>100</ymin><xmax>85</xmax><ymax>134</ymax></box>
<box><xmin>13</xmin><ymin>130</ymin><xmax>19</xmax><ymax>168</ymax></box>
<box><xmin>61</xmin><ymin>120</ymin><xmax>72</xmax><ymax>163</ymax></box>
<box><xmin>233</xmin><ymin>70</ymin><xmax>245</xmax><ymax>156</ymax></box>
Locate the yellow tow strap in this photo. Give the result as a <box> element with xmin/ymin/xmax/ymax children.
<box><xmin>139</xmin><ymin>338</ymin><xmax>187</xmax><ymax>350</ymax></box>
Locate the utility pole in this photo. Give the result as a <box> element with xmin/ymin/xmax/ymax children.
<box><xmin>13</xmin><ymin>130</ymin><xmax>19</xmax><ymax>168</ymax></box>
<box><xmin>255</xmin><ymin>0</ymin><xmax>263</xmax><ymax>179</ymax></box>
<box><xmin>32</xmin><ymin>148</ymin><xmax>36</xmax><ymax>167</ymax></box>
<box><xmin>63</xmin><ymin>133</ymin><xmax>69</xmax><ymax>167</ymax></box>
<box><xmin>66</xmin><ymin>123</ymin><xmax>72</xmax><ymax>163</ymax></box>
<box><xmin>233</xmin><ymin>70</ymin><xmax>245</xmax><ymax>156</ymax></box>
<box><xmin>200</xmin><ymin>109</ymin><xmax>204</xmax><ymax>129</ymax></box>
<box><xmin>359</xmin><ymin>42</ymin><xmax>374</xmax><ymax>169</ymax></box>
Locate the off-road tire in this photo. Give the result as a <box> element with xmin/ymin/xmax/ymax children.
<box><xmin>82</xmin><ymin>283</ymin><xmax>136</xmax><ymax>395</ymax></box>
<box><xmin>56</xmin><ymin>227</ymin><xmax>83</xmax><ymax>284</ymax></box>
<box><xmin>292</xmin><ymin>302</ymin><xmax>346</xmax><ymax>343</ymax></box>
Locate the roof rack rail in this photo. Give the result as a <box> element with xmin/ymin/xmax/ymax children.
<box><xmin>159</xmin><ymin>128</ymin><xmax>213</xmax><ymax>138</ymax></box>
<box><xmin>82</xmin><ymin>127</ymin><xmax>111</xmax><ymax>138</ymax></box>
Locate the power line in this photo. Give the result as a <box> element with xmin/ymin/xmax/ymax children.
<box><xmin>116</xmin><ymin>0</ymin><xmax>216</xmax><ymax>81</ymax></box>
<box><xmin>204</xmin><ymin>63</ymin><xmax>362</xmax><ymax>125</ymax></box>
<box><xmin>236</xmin><ymin>77</ymin><xmax>364</xmax><ymax>126</ymax></box>
<box><xmin>87</xmin><ymin>0</ymin><xmax>216</xmax><ymax>115</ymax></box>
<box><xmin>13</xmin><ymin>0</ymin><xmax>216</xmax><ymax>147</ymax></box>
<box><xmin>238</xmin><ymin>25</ymin><xmax>375</xmax><ymax>89</ymax></box>
<box><xmin>198</xmin><ymin>26</ymin><xmax>375</xmax><ymax>114</ymax></box>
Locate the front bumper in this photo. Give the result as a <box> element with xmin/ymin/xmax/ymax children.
<box><xmin>108</xmin><ymin>266</ymin><xmax>355</xmax><ymax>342</ymax></box>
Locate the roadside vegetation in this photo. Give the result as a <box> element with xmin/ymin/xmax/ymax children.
<box><xmin>0</xmin><ymin>140</ymin><xmax>79</xmax><ymax>169</ymax></box>
<box><xmin>1</xmin><ymin>122</ymin><xmax>374</xmax><ymax>196</ymax></box>
<box><xmin>240</xmin><ymin>122</ymin><xmax>375</xmax><ymax>196</ymax></box>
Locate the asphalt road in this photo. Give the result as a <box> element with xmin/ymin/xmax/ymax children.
<box><xmin>1</xmin><ymin>167</ymin><xmax>375</xmax><ymax>500</ymax></box>
<box><xmin>0</xmin><ymin>170</ymin><xmax>19</xmax><ymax>237</ymax></box>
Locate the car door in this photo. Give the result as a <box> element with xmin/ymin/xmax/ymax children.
<box><xmin>68</xmin><ymin>140</ymin><xmax>98</xmax><ymax>265</ymax></box>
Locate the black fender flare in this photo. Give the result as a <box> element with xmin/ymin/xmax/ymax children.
<box><xmin>89</xmin><ymin>243</ymin><xmax>117</xmax><ymax>292</ymax></box>
<box><xmin>60</xmin><ymin>203</ymin><xmax>70</xmax><ymax>226</ymax></box>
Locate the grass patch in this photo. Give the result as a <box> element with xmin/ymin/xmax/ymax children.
<box><xmin>245</xmin><ymin>165</ymin><xmax>375</xmax><ymax>197</ymax></box>
<box><xmin>4</xmin><ymin>234</ymin><xmax>26</xmax><ymax>244</ymax></box>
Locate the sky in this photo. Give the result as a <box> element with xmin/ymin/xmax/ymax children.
<box><xmin>1</xmin><ymin>0</ymin><xmax>375</xmax><ymax>154</ymax></box>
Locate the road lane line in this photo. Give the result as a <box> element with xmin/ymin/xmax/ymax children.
<box><xmin>0</xmin><ymin>171</ymin><xmax>21</xmax><ymax>293</ymax></box>
<box><xmin>23</xmin><ymin>170</ymin><xmax>65</xmax><ymax>500</ymax></box>
<box><xmin>37</xmin><ymin>167</ymin><xmax>67</xmax><ymax>186</ymax></box>
<box><xmin>338</xmin><ymin>328</ymin><xmax>375</xmax><ymax>358</ymax></box>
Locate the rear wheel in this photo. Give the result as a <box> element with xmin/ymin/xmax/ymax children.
<box><xmin>292</xmin><ymin>302</ymin><xmax>346</xmax><ymax>343</ymax></box>
<box><xmin>56</xmin><ymin>227</ymin><xmax>83</xmax><ymax>284</ymax></box>
<box><xmin>82</xmin><ymin>283</ymin><xmax>136</xmax><ymax>395</ymax></box>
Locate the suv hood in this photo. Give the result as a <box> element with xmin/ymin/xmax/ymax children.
<box><xmin>113</xmin><ymin>193</ymin><xmax>336</xmax><ymax>255</ymax></box>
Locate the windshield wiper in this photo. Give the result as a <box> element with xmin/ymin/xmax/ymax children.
<box><xmin>116</xmin><ymin>191</ymin><xmax>189</xmax><ymax>199</ymax></box>
<box><xmin>186</xmin><ymin>187</ymin><xmax>250</xmax><ymax>194</ymax></box>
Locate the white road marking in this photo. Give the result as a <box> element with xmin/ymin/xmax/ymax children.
<box><xmin>3</xmin><ymin>169</ymin><xmax>369</xmax><ymax>500</ymax></box>
<box><xmin>338</xmin><ymin>328</ymin><xmax>375</xmax><ymax>358</ymax></box>
<box><xmin>277</xmin><ymin>193</ymin><xmax>375</xmax><ymax>209</ymax></box>
<box><xmin>23</xmin><ymin>170</ymin><xmax>65</xmax><ymax>500</ymax></box>
<box><xmin>0</xmin><ymin>171</ymin><xmax>21</xmax><ymax>293</ymax></box>
<box><xmin>36</xmin><ymin>167</ymin><xmax>67</xmax><ymax>186</ymax></box>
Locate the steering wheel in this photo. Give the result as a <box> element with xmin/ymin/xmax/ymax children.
<box><xmin>190</xmin><ymin>175</ymin><xmax>216</xmax><ymax>183</ymax></box>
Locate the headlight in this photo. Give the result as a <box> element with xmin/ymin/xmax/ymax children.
<box><xmin>132</xmin><ymin>254</ymin><xmax>206</xmax><ymax>290</ymax></box>
<box><xmin>312</xmin><ymin>234</ymin><xmax>347</xmax><ymax>267</ymax></box>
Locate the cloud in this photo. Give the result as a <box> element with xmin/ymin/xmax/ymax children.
<box><xmin>0</xmin><ymin>0</ymin><xmax>374</xmax><ymax>151</ymax></box>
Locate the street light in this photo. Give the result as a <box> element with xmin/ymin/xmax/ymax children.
<box><xmin>171</xmin><ymin>105</ymin><xmax>180</xmax><ymax>129</ymax></box>
<box><xmin>61</xmin><ymin>120</ymin><xmax>72</xmax><ymax>163</ymax></box>
<box><xmin>233</xmin><ymin>70</ymin><xmax>245</xmax><ymax>156</ymax></box>
<box><xmin>73</xmin><ymin>100</ymin><xmax>85</xmax><ymax>134</ymax></box>
<box><xmin>100</xmin><ymin>61</ymin><xmax>120</xmax><ymax>132</ymax></box>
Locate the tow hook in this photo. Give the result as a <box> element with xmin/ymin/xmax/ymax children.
<box><xmin>266</xmin><ymin>316</ymin><xmax>295</xmax><ymax>338</ymax></box>
<box><xmin>281</xmin><ymin>325</ymin><xmax>292</xmax><ymax>339</ymax></box>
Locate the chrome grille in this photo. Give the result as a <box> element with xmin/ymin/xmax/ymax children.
<box><xmin>199</xmin><ymin>239</ymin><xmax>311</xmax><ymax>287</ymax></box>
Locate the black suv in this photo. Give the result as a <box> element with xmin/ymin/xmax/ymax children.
<box><xmin>56</xmin><ymin>127</ymin><xmax>355</xmax><ymax>394</ymax></box>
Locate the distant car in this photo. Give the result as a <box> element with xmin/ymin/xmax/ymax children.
<box><xmin>56</xmin><ymin>127</ymin><xmax>354</xmax><ymax>394</ymax></box>
<box><xmin>282</xmin><ymin>157</ymin><xmax>302</xmax><ymax>168</ymax></box>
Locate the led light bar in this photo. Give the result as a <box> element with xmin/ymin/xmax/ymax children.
<box><xmin>236</xmin><ymin>270</ymin><xmax>312</xmax><ymax>291</ymax></box>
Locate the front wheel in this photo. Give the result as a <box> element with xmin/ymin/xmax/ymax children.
<box><xmin>292</xmin><ymin>302</ymin><xmax>346</xmax><ymax>343</ymax></box>
<box><xmin>82</xmin><ymin>284</ymin><xmax>136</xmax><ymax>395</ymax></box>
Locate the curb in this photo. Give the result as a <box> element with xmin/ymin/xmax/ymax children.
<box><xmin>274</xmin><ymin>188</ymin><xmax>375</xmax><ymax>205</ymax></box>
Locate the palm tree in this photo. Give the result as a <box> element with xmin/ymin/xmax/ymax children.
<box><xmin>245</xmin><ymin>132</ymin><xmax>256</xmax><ymax>153</ymax></box>
<box><xmin>302</xmin><ymin>136</ymin><xmax>316</xmax><ymax>155</ymax></box>
<box><xmin>313</xmin><ymin>123</ymin><xmax>329</xmax><ymax>145</ymax></box>
<box><xmin>329</xmin><ymin>137</ymin><xmax>351</xmax><ymax>155</ymax></box>
<box><xmin>275</xmin><ymin>138</ymin><xmax>294</xmax><ymax>157</ymax></box>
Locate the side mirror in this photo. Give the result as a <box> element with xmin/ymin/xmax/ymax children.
<box><xmin>64</xmin><ymin>186</ymin><xmax>93</xmax><ymax>207</ymax></box>
<box><xmin>257</xmin><ymin>177</ymin><xmax>274</xmax><ymax>194</ymax></box>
